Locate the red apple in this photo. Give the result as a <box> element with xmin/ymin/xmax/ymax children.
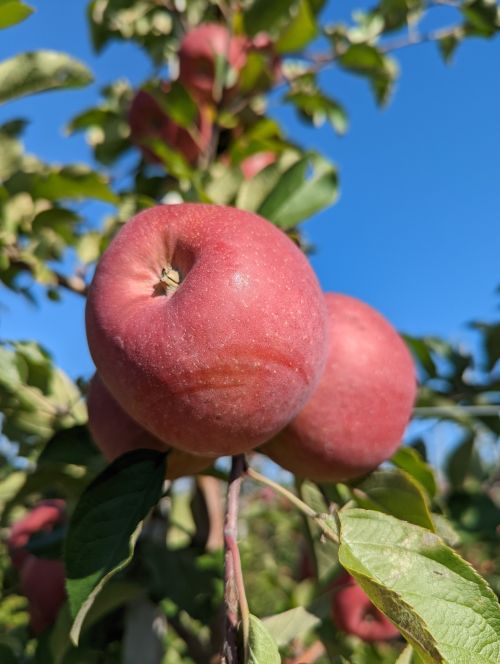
<box><xmin>20</xmin><ymin>556</ymin><xmax>66</xmax><ymax>635</ymax></box>
<box><xmin>85</xmin><ymin>203</ymin><xmax>327</xmax><ymax>457</ymax></box>
<box><xmin>331</xmin><ymin>572</ymin><xmax>400</xmax><ymax>641</ymax></box>
<box><xmin>8</xmin><ymin>501</ymin><xmax>66</xmax><ymax>634</ymax></box>
<box><xmin>128</xmin><ymin>85</ymin><xmax>212</xmax><ymax>165</ymax></box>
<box><xmin>178</xmin><ymin>23</ymin><xmax>248</xmax><ymax>103</ymax></box>
<box><xmin>7</xmin><ymin>499</ymin><xmax>65</xmax><ymax>571</ymax></box>
<box><xmin>87</xmin><ymin>373</ymin><xmax>214</xmax><ymax>478</ymax></box>
<box><xmin>240</xmin><ymin>151</ymin><xmax>276</xmax><ymax>180</ymax></box>
<box><xmin>261</xmin><ymin>293</ymin><xmax>416</xmax><ymax>481</ymax></box>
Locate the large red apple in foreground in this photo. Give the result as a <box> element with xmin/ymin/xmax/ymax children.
<box><xmin>86</xmin><ymin>204</ymin><xmax>327</xmax><ymax>457</ymax></box>
<box><xmin>178</xmin><ymin>23</ymin><xmax>248</xmax><ymax>102</ymax></box>
<box><xmin>331</xmin><ymin>572</ymin><xmax>400</xmax><ymax>641</ymax></box>
<box><xmin>128</xmin><ymin>86</ymin><xmax>212</xmax><ymax>165</ymax></box>
<box><xmin>8</xmin><ymin>501</ymin><xmax>66</xmax><ymax>634</ymax></box>
<box><xmin>262</xmin><ymin>293</ymin><xmax>416</xmax><ymax>481</ymax></box>
<box><xmin>87</xmin><ymin>373</ymin><xmax>213</xmax><ymax>477</ymax></box>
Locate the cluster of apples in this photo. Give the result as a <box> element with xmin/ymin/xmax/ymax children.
<box><xmin>7</xmin><ymin>500</ymin><xmax>66</xmax><ymax>634</ymax></box>
<box><xmin>86</xmin><ymin>202</ymin><xmax>416</xmax><ymax>482</ymax></box>
<box><xmin>128</xmin><ymin>22</ymin><xmax>280</xmax><ymax>170</ymax></box>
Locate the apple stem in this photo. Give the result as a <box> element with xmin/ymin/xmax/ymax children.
<box><xmin>247</xmin><ymin>468</ymin><xmax>340</xmax><ymax>545</ymax></box>
<box><xmin>159</xmin><ymin>266</ymin><xmax>181</xmax><ymax>295</ymax></box>
<box><xmin>222</xmin><ymin>454</ymin><xmax>250</xmax><ymax>664</ymax></box>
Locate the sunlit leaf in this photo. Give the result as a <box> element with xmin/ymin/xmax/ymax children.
<box><xmin>0</xmin><ymin>0</ymin><xmax>33</xmax><ymax>30</ymax></box>
<box><xmin>0</xmin><ymin>50</ymin><xmax>93</xmax><ymax>103</ymax></box>
<box><xmin>339</xmin><ymin>509</ymin><xmax>500</xmax><ymax>663</ymax></box>
<box><xmin>248</xmin><ymin>614</ymin><xmax>281</xmax><ymax>663</ymax></box>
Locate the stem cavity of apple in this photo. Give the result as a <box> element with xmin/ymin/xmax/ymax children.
<box><xmin>159</xmin><ymin>266</ymin><xmax>181</xmax><ymax>296</ymax></box>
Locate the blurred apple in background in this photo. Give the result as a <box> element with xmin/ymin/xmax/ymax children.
<box><xmin>128</xmin><ymin>86</ymin><xmax>212</xmax><ymax>164</ymax></box>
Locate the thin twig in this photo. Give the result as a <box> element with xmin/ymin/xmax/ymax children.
<box><xmin>222</xmin><ymin>454</ymin><xmax>249</xmax><ymax>664</ymax></box>
<box><xmin>247</xmin><ymin>468</ymin><xmax>339</xmax><ymax>544</ymax></box>
<box><xmin>414</xmin><ymin>405</ymin><xmax>500</xmax><ymax>416</ymax></box>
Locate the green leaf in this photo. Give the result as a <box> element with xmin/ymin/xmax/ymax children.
<box><xmin>340</xmin><ymin>43</ymin><xmax>385</xmax><ymax>72</ymax></box>
<box><xmin>244</xmin><ymin>0</ymin><xmax>297</xmax><ymax>36</ymax></box>
<box><xmin>248</xmin><ymin>614</ymin><xmax>281</xmax><ymax>664</ymax></box>
<box><xmin>0</xmin><ymin>50</ymin><xmax>93</xmax><ymax>103</ymax></box>
<box><xmin>64</xmin><ymin>449</ymin><xmax>166</xmax><ymax>645</ymax></box>
<box><xmin>339</xmin><ymin>44</ymin><xmax>398</xmax><ymax>105</ymax></box>
<box><xmin>276</xmin><ymin>0</ymin><xmax>318</xmax><ymax>53</ymax></box>
<box><xmin>445</xmin><ymin>434</ymin><xmax>475</xmax><ymax>490</ymax></box>
<box><xmin>0</xmin><ymin>341</ymin><xmax>85</xmax><ymax>446</ymax></box>
<box><xmin>351</xmin><ymin>469</ymin><xmax>435</xmax><ymax>530</ymax></box>
<box><xmin>0</xmin><ymin>131</ymin><xmax>23</xmax><ymax>180</ymax></box>
<box><xmin>287</xmin><ymin>89</ymin><xmax>348</xmax><ymax>134</ymax></box>
<box><xmin>462</xmin><ymin>0</ymin><xmax>500</xmax><ymax>37</ymax></box>
<box><xmin>38</xmin><ymin>425</ymin><xmax>102</xmax><ymax>468</ymax></box>
<box><xmin>0</xmin><ymin>0</ymin><xmax>33</xmax><ymax>29</ymax></box>
<box><xmin>21</xmin><ymin>166</ymin><xmax>117</xmax><ymax>203</ymax></box>
<box><xmin>339</xmin><ymin>508</ymin><xmax>500</xmax><ymax>663</ymax></box>
<box><xmin>438</xmin><ymin>34</ymin><xmax>461</xmax><ymax>63</ymax></box>
<box><xmin>155</xmin><ymin>81</ymin><xmax>197</xmax><ymax>129</ymax></box>
<box><xmin>258</xmin><ymin>154</ymin><xmax>338</xmax><ymax>228</ymax></box>
<box><xmin>262</xmin><ymin>606</ymin><xmax>321</xmax><ymax>647</ymax></box>
<box><xmin>391</xmin><ymin>447</ymin><xmax>437</xmax><ymax>498</ymax></box>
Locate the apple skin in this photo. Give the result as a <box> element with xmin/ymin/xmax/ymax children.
<box><xmin>7</xmin><ymin>499</ymin><xmax>65</xmax><ymax>571</ymax></box>
<box><xmin>240</xmin><ymin>151</ymin><xmax>276</xmax><ymax>180</ymax></box>
<box><xmin>7</xmin><ymin>501</ymin><xmax>66</xmax><ymax>635</ymax></box>
<box><xmin>20</xmin><ymin>556</ymin><xmax>66</xmax><ymax>635</ymax></box>
<box><xmin>178</xmin><ymin>23</ymin><xmax>248</xmax><ymax>102</ymax></box>
<box><xmin>85</xmin><ymin>203</ymin><xmax>327</xmax><ymax>457</ymax></box>
<box><xmin>87</xmin><ymin>373</ymin><xmax>214</xmax><ymax>478</ymax></box>
<box><xmin>331</xmin><ymin>572</ymin><xmax>400</xmax><ymax>641</ymax></box>
<box><xmin>128</xmin><ymin>86</ymin><xmax>212</xmax><ymax>165</ymax></box>
<box><xmin>261</xmin><ymin>293</ymin><xmax>416</xmax><ymax>481</ymax></box>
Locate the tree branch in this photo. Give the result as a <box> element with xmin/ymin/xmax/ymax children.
<box><xmin>222</xmin><ymin>454</ymin><xmax>248</xmax><ymax>664</ymax></box>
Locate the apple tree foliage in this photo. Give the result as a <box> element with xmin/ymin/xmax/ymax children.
<box><xmin>0</xmin><ymin>1</ymin><xmax>499</xmax><ymax>662</ymax></box>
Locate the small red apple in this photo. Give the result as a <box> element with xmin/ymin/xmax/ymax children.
<box><xmin>261</xmin><ymin>293</ymin><xmax>416</xmax><ymax>481</ymax></box>
<box><xmin>7</xmin><ymin>499</ymin><xmax>65</xmax><ymax>571</ymax></box>
<box><xmin>8</xmin><ymin>501</ymin><xmax>66</xmax><ymax>634</ymax></box>
<box><xmin>178</xmin><ymin>23</ymin><xmax>248</xmax><ymax>103</ymax></box>
<box><xmin>20</xmin><ymin>556</ymin><xmax>66</xmax><ymax>635</ymax></box>
<box><xmin>240</xmin><ymin>151</ymin><xmax>276</xmax><ymax>180</ymax></box>
<box><xmin>86</xmin><ymin>203</ymin><xmax>327</xmax><ymax>457</ymax></box>
<box><xmin>128</xmin><ymin>85</ymin><xmax>212</xmax><ymax>165</ymax></box>
<box><xmin>87</xmin><ymin>373</ymin><xmax>214</xmax><ymax>478</ymax></box>
<box><xmin>331</xmin><ymin>572</ymin><xmax>400</xmax><ymax>641</ymax></box>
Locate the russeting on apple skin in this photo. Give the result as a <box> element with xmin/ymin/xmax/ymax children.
<box><xmin>262</xmin><ymin>293</ymin><xmax>416</xmax><ymax>481</ymax></box>
<box><xmin>85</xmin><ymin>203</ymin><xmax>328</xmax><ymax>457</ymax></box>
<box><xmin>87</xmin><ymin>373</ymin><xmax>214</xmax><ymax>478</ymax></box>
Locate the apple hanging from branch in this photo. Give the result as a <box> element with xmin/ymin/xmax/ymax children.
<box><xmin>262</xmin><ymin>293</ymin><xmax>416</xmax><ymax>481</ymax></box>
<box><xmin>85</xmin><ymin>203</ymin><xmax>328</xmax><ymax>458</ymax></box>
<box><xmin>87</xmin><ymin>373</ymin><xmax>214</xmax><ymax>478</ymax></box>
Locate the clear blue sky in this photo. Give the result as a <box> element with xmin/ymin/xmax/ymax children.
<box><xmin>0</xmin><ymin>0</ymin><xmax>499</xmax><ymax>383</ymax></box>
